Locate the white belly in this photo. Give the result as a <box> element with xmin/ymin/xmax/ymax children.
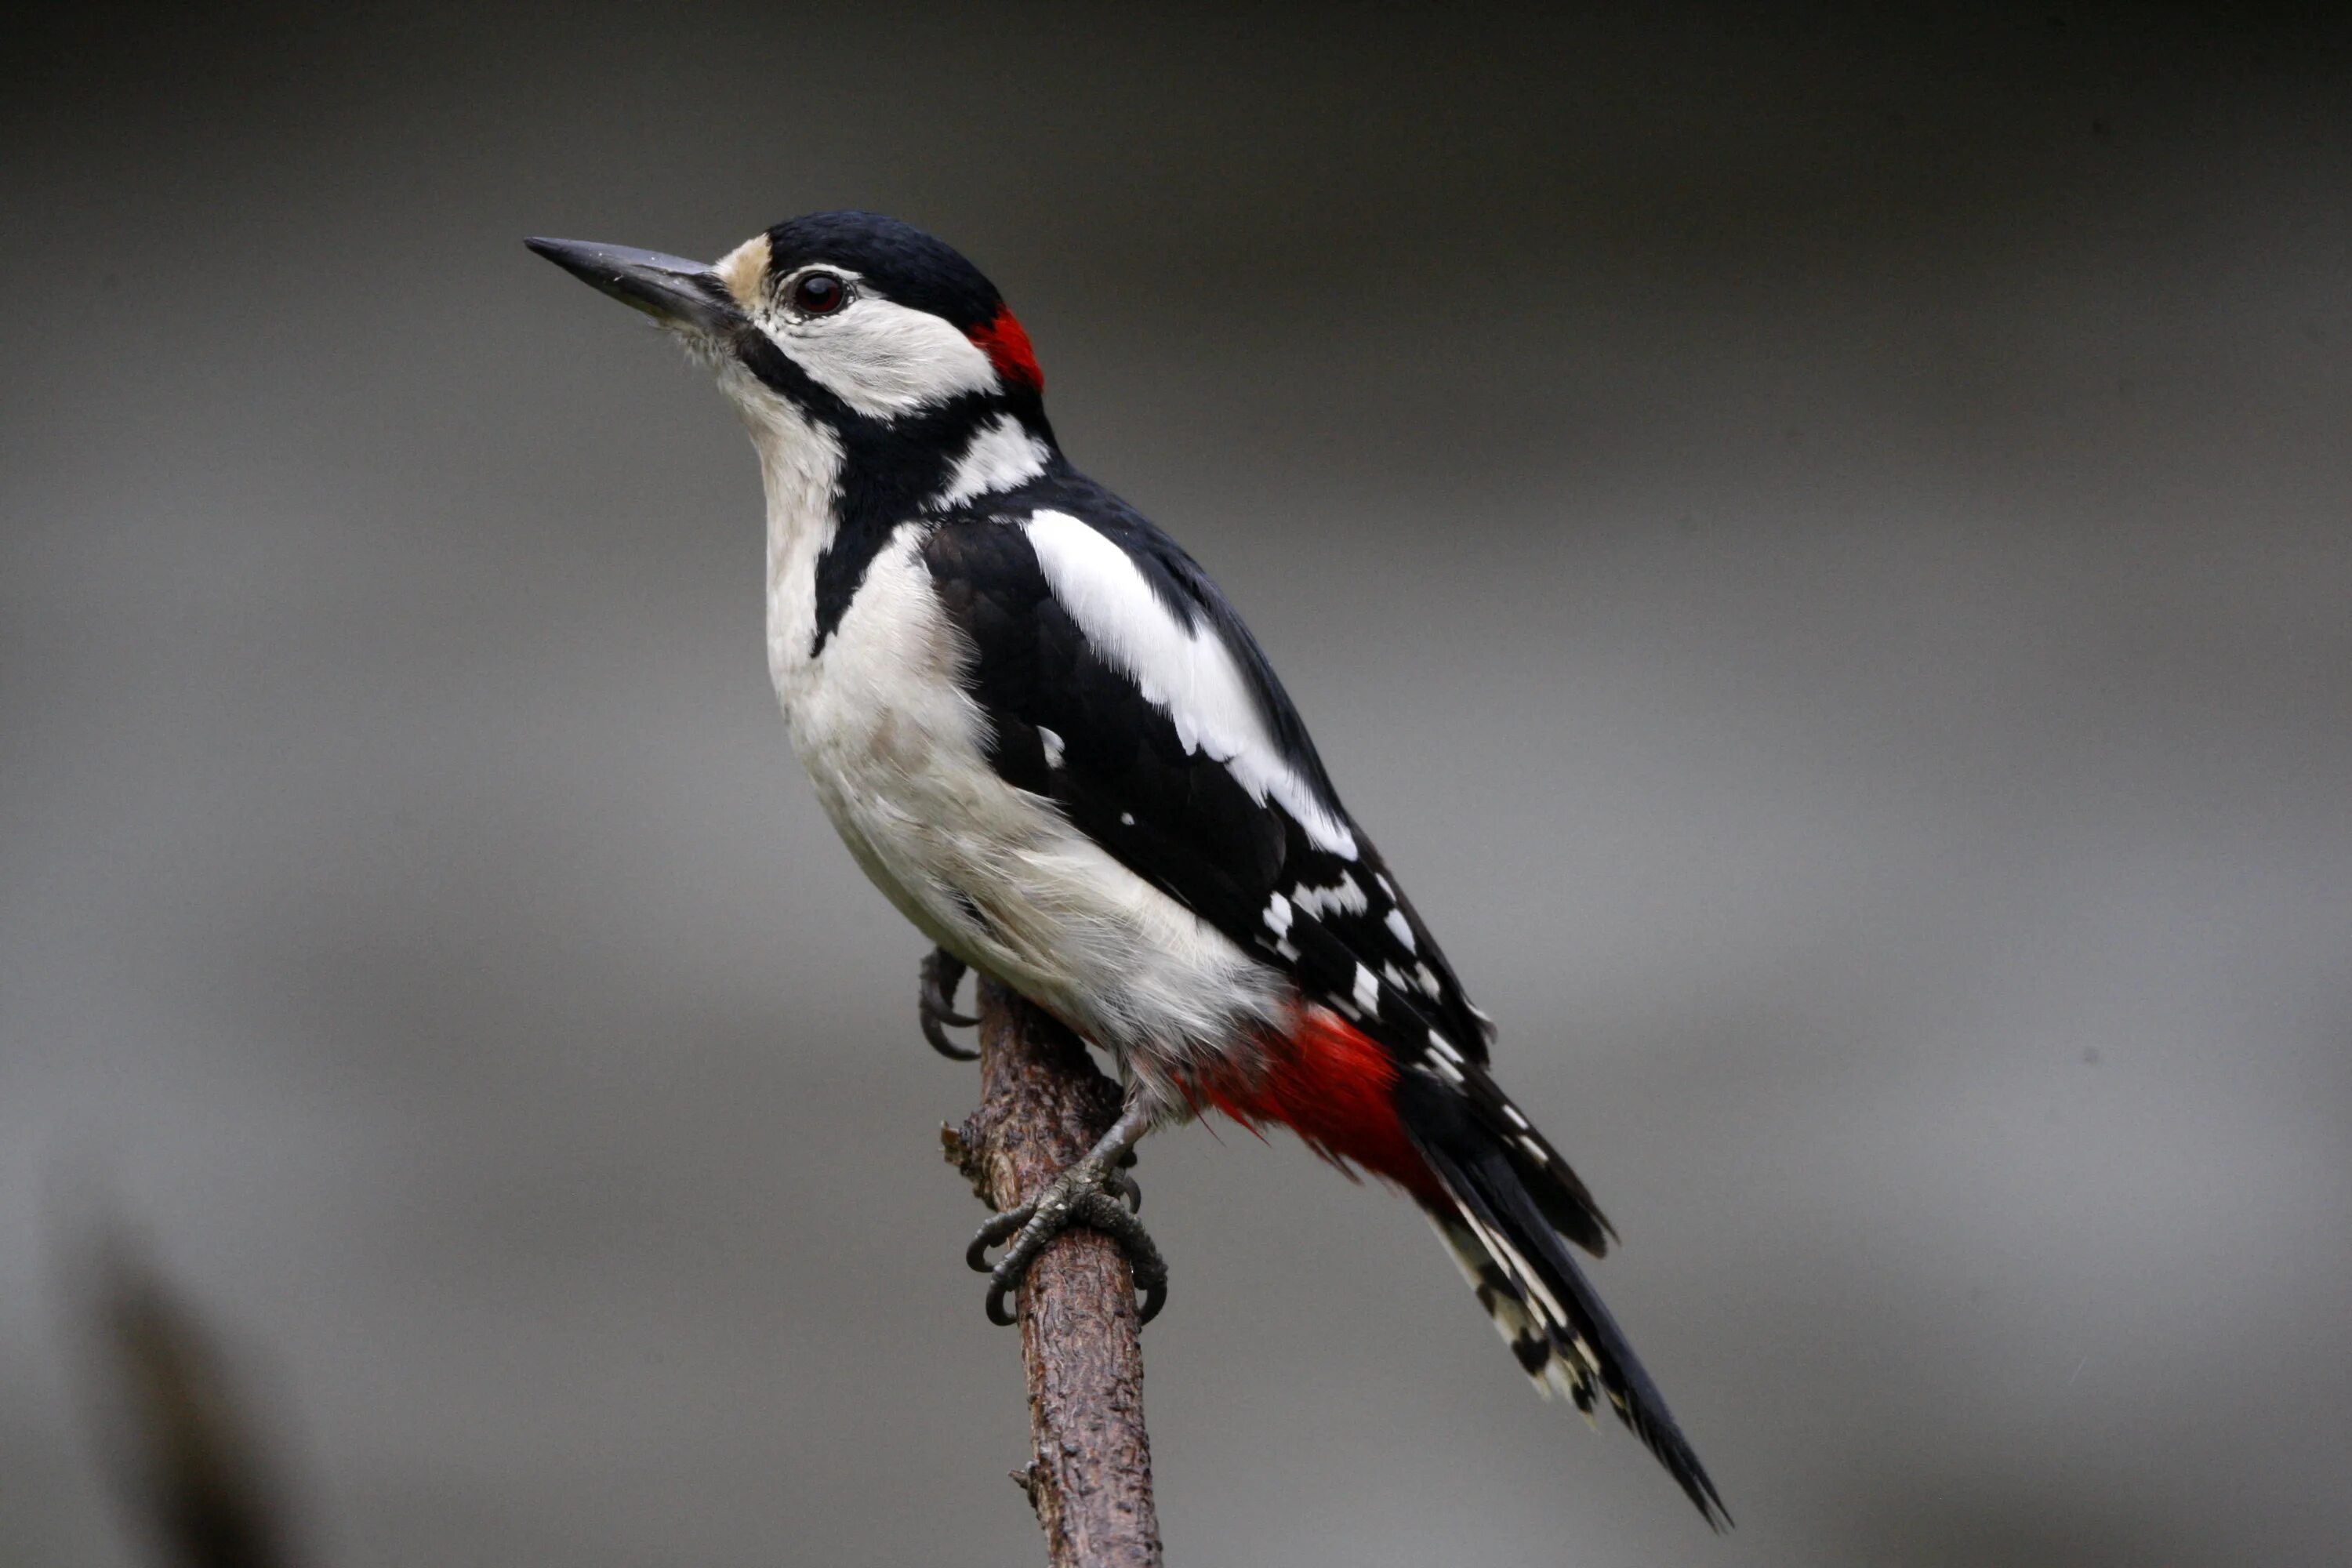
<box><xmin>766</xmin><ymin>522</ymin><xmax>1285</xmax><ymax>1098</ymax></box>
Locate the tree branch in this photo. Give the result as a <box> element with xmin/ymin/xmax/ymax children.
<box><xmin>945</xmin><ymin>978</ymin><xmax>1163</xmax><ymax>1568</ymax></box>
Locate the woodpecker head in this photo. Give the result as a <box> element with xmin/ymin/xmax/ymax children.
<box><xmin>528</xmin><ymin>212</ymin><xmax>1053</xmax><ymax>493</ymax></box>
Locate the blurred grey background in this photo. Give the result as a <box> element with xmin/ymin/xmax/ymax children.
<box><xmin>5</xmin><ymin>5</ymin><xmax>2349</xmax><ymax>1563</ymax></box>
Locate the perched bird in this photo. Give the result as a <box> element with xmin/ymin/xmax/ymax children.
<box><xmin>529</xmin><ymin>213</ymin><xmax>1726</xmax><ymax>1526</ymax></box>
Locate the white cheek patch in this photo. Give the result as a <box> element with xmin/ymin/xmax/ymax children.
<box><xmin>777</xmin><ymin>293</ymin><xmax>1002</xmax><ymax>419</ymax></box>
<box><xmin>936</xmin><ymin>412</ymin><xmax>1051</xmax><ymax>506</ymax></box>
<box><xmin>1023</xmin><ymin>510</ymin><xmax>1358</xmax><ymax>858</ymax></box>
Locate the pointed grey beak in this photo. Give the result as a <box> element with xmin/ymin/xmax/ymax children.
<box><xmin>526</xmin><ymin>237</ymin><xmax>741</xmax><ymax>335</ymax></box>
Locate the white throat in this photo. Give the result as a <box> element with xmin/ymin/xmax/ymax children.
<box><xmin>720</xmin><ymin>365</ymin><xmax>845</xmax><ymax>702</ymax></box>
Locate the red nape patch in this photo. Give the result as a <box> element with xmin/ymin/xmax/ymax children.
<box><xmin>968</xmin><ymin>305</ymin><xmax>1043</xmax><ymax>391</ymax></box>
<box><xmin>1196</xmin><ymin>1007</ymin><xmax>1439</xmax><ymax>1199</ymax></box>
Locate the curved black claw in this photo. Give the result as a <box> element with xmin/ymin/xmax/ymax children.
<box><xmin>919</xmin><ymin>947</ymin><xmax>981</xmax><ymax>1061</ymax></box>
<box><xmin>1108</xmin><ymin>1171</ymin><xmax>1143</xmax><ymax>1214</ymax></box>
<box><xmin>967</xmin><ymin>1174</ymin><xmax>1167</xmax><ymax>1327</ymax></box>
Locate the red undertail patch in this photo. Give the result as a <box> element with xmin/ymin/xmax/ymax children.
<box><xmin>1198</xmin><ymin>1007</ymin><xmax>1438</xmax><ymax>1199</ymax></box>
<box><xmin>968</xmin><ymin>305</ymin><xmax>1044</xmax><ymax>392</ymax></box>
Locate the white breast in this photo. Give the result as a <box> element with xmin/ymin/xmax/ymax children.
<box><xmin>750</xmin><ymin>420</ymin><xmax>1284</xmax><ymax>1102</ymax></box>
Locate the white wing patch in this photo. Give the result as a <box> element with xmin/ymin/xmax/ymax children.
<box><xmin>1023</xmin><ymin>510</ymin><xmax>1358</xmax><ymax>857</ymax></box>
<box><xmin>1291</xmin><ymin>871</ymin><xmax>1368</xmax><ymax>919</ymax></box>
<box><xmin>937</xmin><ymin>412</ymin><xmax>1051</xmax><ymax>506</ymax></box>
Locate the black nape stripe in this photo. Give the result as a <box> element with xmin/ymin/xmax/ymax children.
<box><xmin>808</xmin><ymin>391</ymin><xmax>1058</xmax><ymax>654</ymax></box>
<box><xmin>737</xmin><ymin>325</ymin><xmax>1051</xmax><ymax>657</ymax></box>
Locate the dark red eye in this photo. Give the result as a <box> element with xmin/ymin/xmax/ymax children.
<box><xmin>787</xmin><ymin>270</ymin><xmax>847</xmax><ymax>316</ymax></box>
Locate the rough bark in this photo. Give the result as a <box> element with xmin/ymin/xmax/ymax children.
<box><xmin>945</xmin><ymin>978</ymin><xmax>1163</xmax><ymax>1568</ymax></box>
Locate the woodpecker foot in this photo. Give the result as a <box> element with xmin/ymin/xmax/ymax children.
<box><xmin>967</xmin><ymin>1157</ymin><xmax>1166</xmax><ymax>1327</ymax></box>
<box><xmin>920</xmin><ymin>947</ymin><xmax>980</xmax><ymax>1060</ymax></box>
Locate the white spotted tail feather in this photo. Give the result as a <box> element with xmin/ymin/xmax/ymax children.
<box><xmin>1403</xmin><ymin>1067</ymin><xmax>1730</xmax><ymax>1529</ymax></box>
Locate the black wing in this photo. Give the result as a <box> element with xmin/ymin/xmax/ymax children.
<box><xmin>919</xmin><ymin>477</ymin><xmax>1613</xmax><ymax>1241</ymax></box>
<box><xmin>919</xmin><ymin>479</ymin><xmax>1474</xmax><ymax>1014</ymax></box>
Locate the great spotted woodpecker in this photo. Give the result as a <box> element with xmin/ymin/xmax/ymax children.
<box><xmin>530</xmin><ymin>213</ymin><xmax>1726</xmax><ymax>1526</ymax></box>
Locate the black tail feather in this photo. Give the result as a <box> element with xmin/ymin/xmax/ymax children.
<box><xmin>1410</xmin><ymin>1116</ymin><xmax>1729</xmax><ymax>1529</ymax></box>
